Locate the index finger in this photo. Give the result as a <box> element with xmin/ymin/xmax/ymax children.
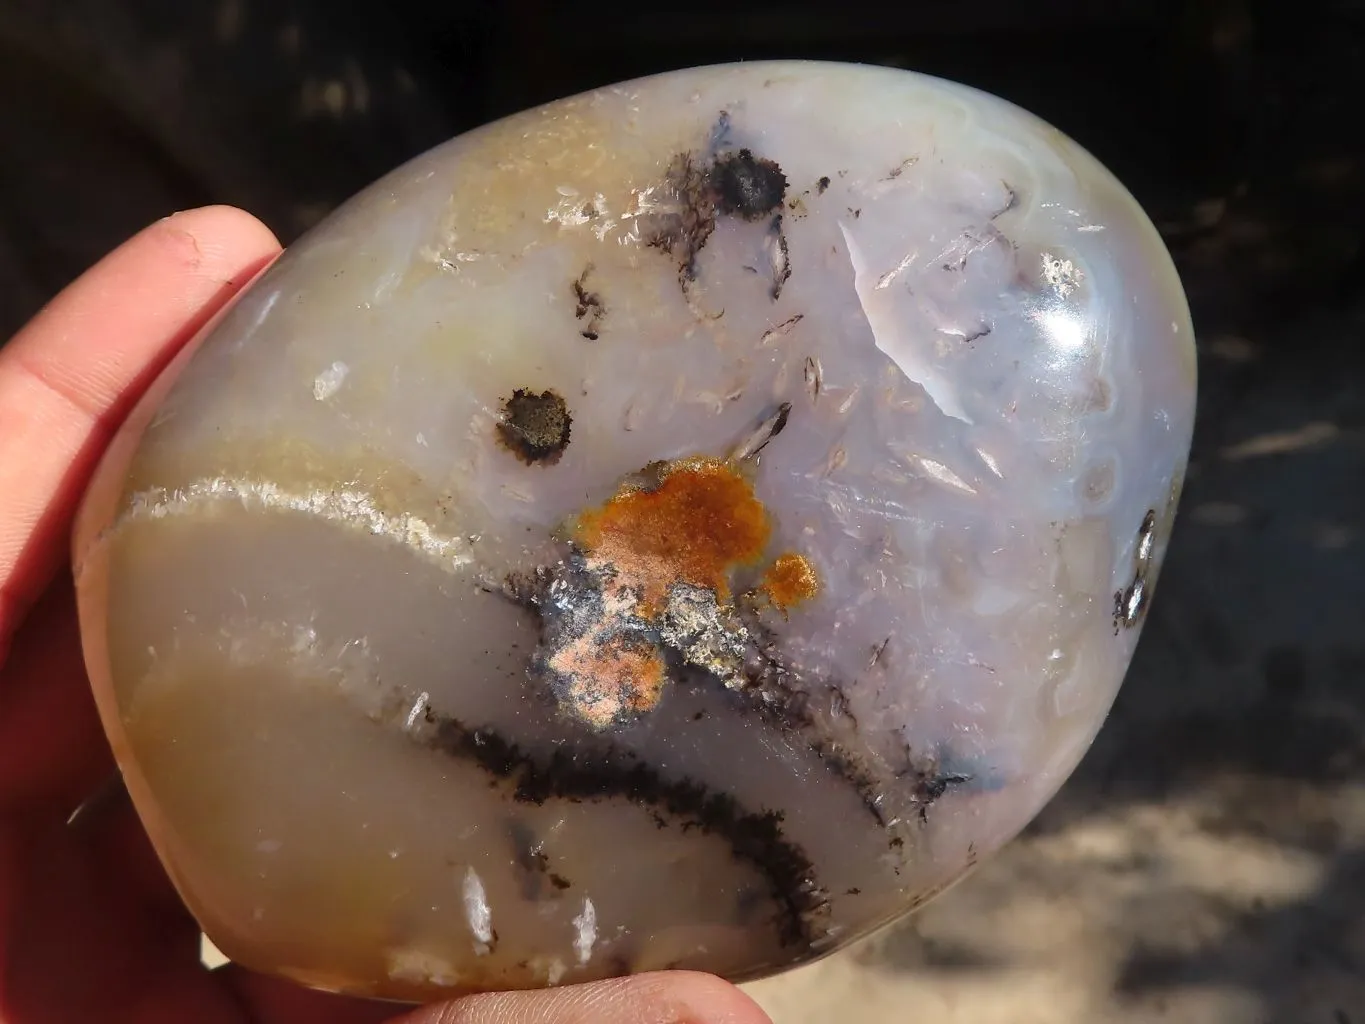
<box><xmin>0</xmin><ymin>207</ymin><xmax>280</xmax><ymax>645</ymax></box>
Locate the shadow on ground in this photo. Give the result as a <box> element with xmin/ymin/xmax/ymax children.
<box><xmin>3</xmin><ymin>1</ymin><xmax>1363</xmax><ymax>1021</ymax></box>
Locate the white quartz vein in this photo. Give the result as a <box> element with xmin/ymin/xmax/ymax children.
<box><xmin>111</xmin><ymin>477</ymin><xmax>474</xmax><ymax>570</ymax></box>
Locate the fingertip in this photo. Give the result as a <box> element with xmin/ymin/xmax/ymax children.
<box><xmin>399</xmin><ymin>971</ymin><xmax>774</xmax><ymax>1024</ymax></box>
<box><xmin>158</xmin><ymin>205</ymin><xmax>282</xmax><ymax>266</ymax></box>
<box><xmin>133</xmin><ymin>207</ymin><xmax>281</xmax><ymax>295</ymax></box>
<box><xmin>0</xmin><ymin>204</ymin><xmax>283</xmax><ymax>610</ymax></box>
<box><xmin>629</xmin><ymin>971</ymin><xmax>774</xmax><ymax>1024</ymax></box>
<box><xmin>3</xmin><ymin>203</ymin><xmax>281</xmax><ymax>370</ymax></box>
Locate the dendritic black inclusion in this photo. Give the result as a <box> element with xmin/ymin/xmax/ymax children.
<box><xmin>425</xmin><ymin>708</ymin><xmax>830</xmax><ymax>948</ymax></box>
<box><xmin>710</xmin><ymin>148</ymin><xmax>788</xmax><ymax>220</ymax></box>
<box><xmin>509</xmin><ymin>550</ymin><xmax>973</xmax><ymax>843</ymax></box>
<box><xmin>645</xmin><ymin>112</ymin><xmax>790</xmax><ymax>290</ymax></box>
<box><xmin>505</xmin><ymin>543</ymin><xmax>895</xmax><ymax>835</ymax></box>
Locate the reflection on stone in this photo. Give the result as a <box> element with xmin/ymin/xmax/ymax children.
<box><xmin>72</xmin><ymin>60</ymin><xmax>1196</xmax><ymax>1001</ymax></box>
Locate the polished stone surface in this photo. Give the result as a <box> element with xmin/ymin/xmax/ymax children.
<box><xmin>73</xmin><ymin>60</ymin><xmax>1196</xmax><ymax>1001</ymax></box>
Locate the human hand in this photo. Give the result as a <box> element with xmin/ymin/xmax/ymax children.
<box><xmin>0</xmin><ymin>206</ymin><xmax>774</xmax><ymax>1024</ymax></box>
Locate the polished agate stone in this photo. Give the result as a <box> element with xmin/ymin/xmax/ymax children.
<box><xmin>73</xmin><ymin>61</ymin><xmax>1196</xmax><ymax>1000</ymax></box>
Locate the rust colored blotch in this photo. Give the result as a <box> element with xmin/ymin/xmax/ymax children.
<box><xmin>573</xmin><ymin>457</ymin><xmax>770</xmax><ymax>616</ymax></box>
<box><xmin>549</xmin><ymin>633</ymin><xmax>667</xmax><ymax>730</ymax></box>
<box><xmin>762</xmin><ymin>552</ymin><xmax>820</xmax><ymax>611</ymax></box>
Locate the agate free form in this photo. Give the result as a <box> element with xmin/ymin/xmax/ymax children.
<box><xmin>73</xmin><ymin>61</ymin><xmax>1195</xmax><ymax>1000</ymax></box>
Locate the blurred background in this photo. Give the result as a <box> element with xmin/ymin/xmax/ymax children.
<box><xmin>3</xmin><ymin>1</ymin><xmax>1363</xmax><ymax>1021</ymax></box>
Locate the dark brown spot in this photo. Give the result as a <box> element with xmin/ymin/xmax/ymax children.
<box><xmin>572</xmin><ymin>265</ymin><xmax>605</xmax><ymax>340</ymax></box>
<box><xmin>816</xmin><ymin>176</ymin><xmax>831</xmax><ymax>194</ymax></box>
<box><xmin>766</xmin><ymin>214</ymin><xmax>792</xmax><ymax>300</ymax></box>
<box><xmin>496</xmin><ymin>389</ymin><xmax>572</xmax><ymax>466</ymax></box>
<box><xmin>711</xmin><ymin>148</ymin><xmax>788</xmax><ymax>220</ymax></box>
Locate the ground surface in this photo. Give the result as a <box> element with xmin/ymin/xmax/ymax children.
<box><xmin>4</xmin><ymin>2</ymin><xmax>1365</xmax><ymax>1022</ymax></box>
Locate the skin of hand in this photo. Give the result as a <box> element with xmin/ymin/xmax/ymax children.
<box><xmin>0</xmin><ymin>206</ymin><xmax>775</xmax><ymax>1024</ymax></box>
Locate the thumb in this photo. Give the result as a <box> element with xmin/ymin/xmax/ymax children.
<box><xmin>394</xmin><ymin>971</ymin><xmax>773</xmax><ymax>1024</ymax></box>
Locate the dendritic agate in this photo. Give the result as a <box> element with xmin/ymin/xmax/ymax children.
<box><xmin>73</xmin><ymin>61</ymin><xmax>1195</xmax><ymax>1000</ymax></box>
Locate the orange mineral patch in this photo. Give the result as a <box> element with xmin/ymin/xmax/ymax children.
<box><xmin>548</xmin><ymin>455</ymin><xmax>821</xmax><ymax>728</ymax></box>
<box><xmin>572</xmin><ymin>457</ymin><xmax>771</xmax><ymax>617</ymax></box>
<box><xmin>761</xmin><ymin>552</ymin><xmax>820</xmax><ymax>611</ymax></box>
<box><xmin>548</xmin><ymin>632</ymin><xmax>667</xmax><ymax>730</ymax></box>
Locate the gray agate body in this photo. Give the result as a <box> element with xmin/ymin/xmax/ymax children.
<box><xmin>73</xmin><ymin>61</ymin><xmax>1195</xmax><ymax>1001</ymax></box>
